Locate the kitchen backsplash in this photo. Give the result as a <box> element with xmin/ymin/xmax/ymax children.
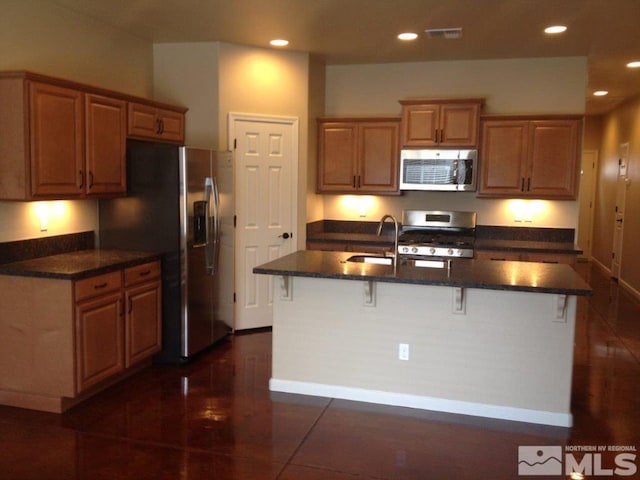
<box><xmin>0</xmin><ymin>231</ymin><xmax>94</xmax><ymax>265</ymax></box>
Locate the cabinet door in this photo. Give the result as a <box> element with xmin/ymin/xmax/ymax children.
<box><xmin>128</xmin><ymin>102</ymin><xmax>159</xmax><ymax>138</ymax></box>
<box><xmin>527</xmin><ymin>120</ymin><xmax>579</xmax><ymax>199</ymax></box>
<box><xmin>317</xmin><ymin>122</ymin><xmax>358</xmax><ymax>192</ymax></box>
<box><xmin>85</xmin><ymin>94</ymin><xmax>126</xmax><ymax>195</ymax></box>
<box><xmin>358</xmin><ymin>122</ymin><xmax>400</xmax><ymax>193</ymax></box>
<box><xmin>127</xmin><ymin>102</ymin><xmax>185</xmax><ymax>144</ymax></box>
<box><xmin>401</xmin><ymin>104</ymin><xmax>439</xmax><ymax>146</ymax></box>
<box><xmin>156</xmin><ymin>109</ymin><xmax>185</xmax><ymax>143</ymax></box>
<box><xmin>440</xmin><ymin>103</ymin><xmax>480</xmax><ymax>146</ymax></box>
<box><xmin>478</xmin><ymin>120</ymin><xmax>529</xmax><ymax>197</ymax></box>
<box><xmin>29</xmin><ymin>82</ymin><xmax>84</xmax><ymax>197</ymax></box>
<box><xmin>125</xmin><ymin>279</ymin><xmax>162</xmax><ymax>367</ymax></box>
<box><xmin>75</xmin><ymin>291</ymin><xmax>124</xmax><ymax>392</ymax></box>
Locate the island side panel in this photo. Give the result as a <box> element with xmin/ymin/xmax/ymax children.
<box><xmin>0</xmin><ymin>276</ymin><xmax>75</xmax><ymax>411</ymax></box>
<box><xmin>271</xmin><ymin>276</ymin><xmax>577</xmax><ymax>425</ymax></box>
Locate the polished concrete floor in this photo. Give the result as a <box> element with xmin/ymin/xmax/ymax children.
<box><xmin>1</xmin><ymin>262</ymin><xmax>639</xmax><ymax>479</ymax></box>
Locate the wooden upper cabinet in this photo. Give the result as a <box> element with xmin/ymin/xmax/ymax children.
<box><xmin>29</xmin><ymin>82</ymin><xmax>85</xmax><ymax>198</ymax></box>
<box><xmin>358</xmin><ymin>122</ymin><xmax>400</xmax><ymax>193</ymax></box>
<box><xmin>400</xmin><ymin>99</ymin><xmax>483</xmax><ymax>147</ymax></box>
<box><xmin>317</xmin><ymin>117</ymin><xmax>400</xmax><ymax>194</ymax></box>
<box><xmin>478</xmin><ymin>116</ymin><xmax>582</xmax><ymax>199</ymax></box>
<box><xmin>128</xmin><ymin>102</ymin><xmax>185</xmax><ymax>144</ymax></box>
<box><xmin>0</xmin><ymin>71</ymin><xmax>187</xmax><ymax>200</ymax></box>
<box><xmin>318</xmin><ymin>122</ymin><xmax>358</xmax><ymax>192</ymax></box>
<box><xmin>479</xmin><ymin>120</ymin><xmax>529</xmax><ymax>196</ymax></box>
<box><xmin>527</xmin><ymin>120</ymin><xmax>580</xmax><ymax>198</ymax></box>
<box><xmin>85</xmin><ymin>94</ymin><xmax>127</xmax><ymax>195</ymax></box>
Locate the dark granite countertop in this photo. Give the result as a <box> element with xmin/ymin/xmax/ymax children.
<box><xmin>254</xmin><ymin>250</ymin><xmax>592</xmax><ymax>296</ymax></box>
<box><xmin>0</xmin><ymin>249</ymin><xmax>161</xmax><ymax>280</ymax></box>
<box><xmin>474</xmin><ymin>238</ymin><xmax>582</xmax><ymax>255</ymax></box>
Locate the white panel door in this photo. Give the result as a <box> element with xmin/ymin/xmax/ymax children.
<box><xmin>230</xmin><ymin>113</ymin><xmax>298</xmax><ymax>330</ymax></box>
<box><xmin>612</xmin><ymin>143</ymin><xmax>629</xmax><ymax>279</ymax></box>
<box><xmin>577</xmin><ymin>150</ymin><xmax>598</xmax><ymax>259</ymax></box>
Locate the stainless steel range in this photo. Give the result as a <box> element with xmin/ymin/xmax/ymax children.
<box><xmin>398</xmin><ymin>210</ymin><xmax>476</xmax><ymax>259</ymax></box>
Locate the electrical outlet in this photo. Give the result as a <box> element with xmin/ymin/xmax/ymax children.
<box><xmin>398</xmin><ymin>343</ymin><xmax>409</xmax><ymax>361</ymax></box>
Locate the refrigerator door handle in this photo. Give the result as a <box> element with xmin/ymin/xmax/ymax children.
<box><xmin>211</xmin><ymin>176</ymin><xmax>221</xmax><ymax>274</ymax></box>
<box><xmin>204</xmin><ymin>177</ymin><xmax>215</xmax><ymax>275</ymax></box>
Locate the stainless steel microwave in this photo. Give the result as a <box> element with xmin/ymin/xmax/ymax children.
<box><xmin>399</xmin><ymin>149</ymin><xmax>478</xmax><ymax>191</ymax></box>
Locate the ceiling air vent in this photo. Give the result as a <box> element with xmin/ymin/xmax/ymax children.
<box><xmin>424</xmin><ymin>27</ymin><xmax>463</xmax><ymax>39</ymax></box>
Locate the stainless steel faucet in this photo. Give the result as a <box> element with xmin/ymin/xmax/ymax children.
<box><xmin>377</xmin><ymin>214</ymin><xmax>399</xmax><ymax>274</ymax></box>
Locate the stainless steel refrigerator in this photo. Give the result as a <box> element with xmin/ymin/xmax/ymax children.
<box><xmin>98</xmin><ymin>139</ymin><xmax>234</xmax><ymax>363</ymax></box>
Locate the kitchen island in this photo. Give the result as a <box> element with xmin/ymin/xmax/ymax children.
<box><xmin>254</xmin><ymin>250</ymin><xmax>592</xmax><ymax>427</ymax></box>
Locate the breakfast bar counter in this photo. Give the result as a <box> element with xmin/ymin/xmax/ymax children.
<box><xmin>253</xmin><ymin>250</ymin><xmax>592</xmax><ymax>296</ymax></box>
<box><xmin>254</xmin><ymin>250</ymin><xmax>591</xmax><ymax>427</ymax></box>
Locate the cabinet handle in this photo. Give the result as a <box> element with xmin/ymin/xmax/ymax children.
<box><xmin>93</xmin><ymin>282</ymin><xmax>108</xmax><ymax>289</ymax></box>
<box><xmin>357</xmin><ymin>175</ymin><xmax>361</xmax><ymax>188</ymax></box>
<box><xmin>88</xmin><ymin>171</ymin><xmax>94</xmax><ymax>189</ymax></box>
<box><xmin>156</xmin><ymin>118</ymin><xmax>163</xmax><ymax>135</ymax></box>
<box><xmin>527</xmin><ymin>177</ymin><xmax>531</xmax><ymax>191</ymax></box>
<box><xmin>353</xmin><ymin>175</ymin><xmax>357</xmax><ymax>188</ymax></box>
<box><xmin>78</xmin><ymin>170</ymin><xmax>84</xmax><ymax>188</ymax></box>
<box><xmin>521</xmin><ymin>178</ymin><xmax>525</xmax><ymax>192</ymax></box>
<box><xmin>440</xmin><ymin>129</ymin><xmax>444</xmax><ymax>143</ymax></box>
<box><xmin>138</xmin><ymin>270</ymin><xmax>151</xmax><ymax>277</ymax></box>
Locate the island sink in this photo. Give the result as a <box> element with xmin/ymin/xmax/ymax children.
<box><xmin>346</xmin><ymin>255</ymin><xmax>449</xmax><ymax>269</ymax></box>
<box><xmin>345</xmin><ymin>255</ymin><xmax>393</xmax><ymax>265</ymax></box>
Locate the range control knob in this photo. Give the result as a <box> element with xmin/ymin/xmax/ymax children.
<box><xmin>411</xmin><ymin>247</ymin><xmax>418</xmax><ymax>253</ymax></box>
<box><xmin>429</xmin><ymin>247</ymin><xmax>436</xmax><ymax>255</ymax></box>
<box><xmin>447</xmin><ymin>248</ymin><xmax>454</xmax><ymax>255</ymax></box>
<box><xmin>402</xmin><ymin>247</ymin><xmax>410</xmax><ymax>253</ymax></box>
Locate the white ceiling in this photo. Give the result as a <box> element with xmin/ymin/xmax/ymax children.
<box><xmin>50</xmin><ymin>0</ymin><xmax>640</xmax><ymax>115</ymax></box>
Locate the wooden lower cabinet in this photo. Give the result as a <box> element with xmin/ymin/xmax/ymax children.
<box><xmin>124</xmin><ymin>262</ymin><xmax>162</xmax><ymax>367</ymax></box>
<box><xmin>74</xmin><ymin>261</ymin><xmax>162</xmax><ymax>393</ymax></box>
<box><xmin>0</xmin><ymin>260</ymin><xmax>161</xmax><ymax>412</ymax></box>
<box><xmin>75</xmin><ymin>290</ymin><xmax>124</xmax><ymax>392</ymax></box>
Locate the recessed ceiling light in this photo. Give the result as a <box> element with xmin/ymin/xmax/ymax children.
<box><xmin>544</xmin><ymin>25</ymin><xmax>567</xmax><ymax>34</ymax></box>
<box><xmin>593</xmin><ymin>90</ymin><xmax>609</xmax><ymax>96</ymax></box>
<box><xmin>627</xmin><ymin>61</ymin><xmax>640</xmax><ymax>69</ymax></box>
<box><xmin>398</xmin><ymin>32</ymin><xmax>418</xmax><ymax>41</ymax></box>
<box><xmin>270</xmin><ymin>39</ymin><xmax>289</xmax><ymax>47</ymax></box>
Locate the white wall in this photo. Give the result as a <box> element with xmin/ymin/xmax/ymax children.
<box><xmin>153</xmin><ymin>42</ymin><xmax>221</xmax><ymax>149</ymax></box>
<box><xmin>323</xmin><ymin>57</ymin><xmax>587</xmax><ymax>228</ymax></box>
<box><xmin>0</xmin><ymin>0</ymin><xmax>153</xmax><ymax>243</ymax></box>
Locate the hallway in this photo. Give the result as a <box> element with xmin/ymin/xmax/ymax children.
<box><xmin>0</xmin><ymin>263</ymin><xmax>638</xmax><ymax>479</ymax></box>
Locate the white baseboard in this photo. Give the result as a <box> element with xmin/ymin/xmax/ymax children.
<box><xmin>269</xmin><ymin>378</ymin><xmax>573</xmax><ymax>428</ymax></box>
<box><xmin>620</xmin><ymin>278</ymin><xmax>640</xmax><ymax>302</ymax></box>
<box><xmin>590</xmin><ymin>258</ymin><xmax>640</xmax><ymax>302</ymax></box>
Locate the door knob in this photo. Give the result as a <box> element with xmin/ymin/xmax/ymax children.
<box><xmin>279</xmin><ymin>232</ymin><xmax>292</xmax><ymax>239</ymax></box>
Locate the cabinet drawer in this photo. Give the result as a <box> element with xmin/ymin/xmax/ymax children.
<box><xmin>75</xmin><ymin>271</ymin><xmax>122</xmax><ymax>302</ymax></box>
<box><xmin>125</xmin><ymin>261</ymin><xmax>161</xmax><ymax>287</ymax></box>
